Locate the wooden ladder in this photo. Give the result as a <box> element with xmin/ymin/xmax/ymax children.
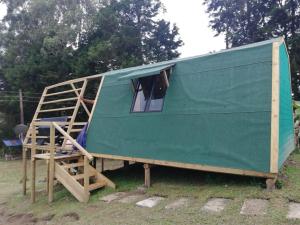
<box><xmin>21</xmin><ymin>74</ymin><xmax>114</xmax><ymax>203</ymax></box>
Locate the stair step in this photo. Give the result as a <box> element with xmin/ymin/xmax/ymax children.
<box><xmin>73</xmin><ymin>171</ymin><xmax>96</xmax><ymax>180</ymax></box>
<box><xmin>64</xmin><ymin>162</ymin><xmax>84</xmax><ymax>169</ymax></box>
<box><xmin>88</xmin><ymin>181</ymin><xmax>106</xmax><ymax>191</ymax></box>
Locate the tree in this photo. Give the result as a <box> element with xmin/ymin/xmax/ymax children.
<box><xmin>0</xmin><ymin>0</ymin><xmax>183</xmax><ymax>140</ymax></box>
<box><xmin>204</xmin><ymin>0</ymin><xmax>300</xmax><ymax>99</ymax></box>
<box><xmin>73</xmin><ymin>0</ymin><xmax>183</xmax><ymax>75</ymax></box>
<box><xmin>0</xmin><ymin>0</ymin><xmax>99</xmax><ymax>137</ymax></box>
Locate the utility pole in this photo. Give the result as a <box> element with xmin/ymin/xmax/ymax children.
<box><xmin>19</xmin><ymin>89</ymin><xmax>24</xmax><ymax>124</ymax></box>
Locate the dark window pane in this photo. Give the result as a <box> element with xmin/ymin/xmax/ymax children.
<box><xmin>149</xmin><ymin>75</ymin><xmax>167</xmax><ymax>111</ymax></box>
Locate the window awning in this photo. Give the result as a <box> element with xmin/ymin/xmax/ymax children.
<box><xmin>118</xmin><ymin>63</ymin><xmax>175</xmax><ymax>81</ymax></box>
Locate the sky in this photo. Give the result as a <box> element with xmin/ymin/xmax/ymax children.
<box><xmin>0</xmin><ymin>0</ymin><xmax>225</xmax><ymax>58</ymax></box>
<box><xmin>160</xmin><ymin>0</ymin><xmax>225</xmax><ymax>57</ymax></box>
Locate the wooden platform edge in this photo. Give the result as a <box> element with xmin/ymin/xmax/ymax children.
<box><xmin>91</xmin><ymin>153</ymin><xmax>277</xmax><ymax>178</ymax></box>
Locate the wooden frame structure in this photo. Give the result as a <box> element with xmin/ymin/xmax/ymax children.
<box><xmin>22</xmin><ymin>74</ymin><xmax>115</xmax><ymax>203</ymax></box>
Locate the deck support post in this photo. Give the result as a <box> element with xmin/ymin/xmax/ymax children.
<box><xmin>46</xmin><ymin>159</ymin><xmax>49</xmax><ymax>194</ymax></box>
<box><xmin>123</xmin><ymin>160</ymin><xmax>129</xmax><ymax>169</ymax></box>
<box><xmin>84</xmin><ymin>156</ymin><xmax>90</xmax><ymax>202</ymax></box>
<box><xmin>22</xmin><ymin>147</ymin><xmax>27</xmax><ymax>196</ymax></box>
<box><xmin>266</xmin><ymin>178</ymin><xmax>277</xmax><ymax>191</ymax></box>
<box><xmin>48</xmin><ymin>123</ymin><xmax>55</xmax><ymax>203</ymax></box>
<box><xmin>100</xmin><ymin>158</ymin><xmax>104</xmax><ymax>172</ymax></box>
<box><xmin>30</xmin><ymin>125</ymin><xmax>36</xmax><ymax>203</ymax></box>
<box><xmin>144</xmin><ymin>164</ymin><xmax>151</xmax><ymax>188</ymax></box>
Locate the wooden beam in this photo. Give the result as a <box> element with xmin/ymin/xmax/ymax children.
<box><xmin>84</xmin><ymin>156</ymin><xmax>89</xmax><ymax>201</ymax></box>
<box><xmin>48</xmin><ymin>124</ymin><xmax>55</xmax><ymax>203</ymax></box>
<box><xmin>70</xmin><ymin>83</ymin><xmax>91</xmax><ymax>116</ymax></box>
<box><xmin>22</xmin><ymin>147</ymin><xmax>27</xmax><ymax>196</ymax></box>
<box><xmin>52</xmin><ymin>122</ymin><xmax>93</xmax><ymax>160</ymax></box>
<box><xmin>91</xmin><ymin>153</ymin><xmax>277</xmax><ymax>178</ymax></box>
<box><xmin>42</xmin><ymin>97</ymin><xmax>78</xmax><ymax>105</ymax></box>
<box><xmin>270</xmin><ymin>41</ymin><xmax>280</xmax><ymax>173</ymax></box>
<box><xmin>46</xmin><ymin>74</ymin><xmax>103</xmax><ymax>89</ymax></box>
<box><xmin>88</xmin><ymin>76</ymin><xmax>105</xmax><ymax>126</ymax></box>
<box><xmin>39</xmin><ymin>106</ymin><xmax>76</xmax><ymax>113</ymax></box>
<box><xmin>144</xmin><ymin>164</ymin><xmax>151</xmax><ymax>188</ymax></box>
<box><xmin>45</xmin><ymin>88</ymin><xmax>81</xmax><ymax>97</ymax></box>
<box><xmin>162</xmin><ymin>70</ymin><xmax>169</xmax><ymax>87</ymax></box>
<box><xmin>30</xmin><ymin>125</ymin><xmax>37</xmax><ymax>203</ymax></box>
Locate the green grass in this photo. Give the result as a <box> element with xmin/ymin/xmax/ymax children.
<box><xmin>1</xmin><ymin>151</ymin><xmax>300</xmax><ymax>224</ymax></box>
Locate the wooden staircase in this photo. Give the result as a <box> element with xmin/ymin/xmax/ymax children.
<box><xmin>55</xmin><ymin>155</ymin><xmax>115</xmax><ymax>202</ymax></box>
<box><xmin>21</xmin><ymin>74</ymin><xmax>115</xmax><ymax>203</ymax></box>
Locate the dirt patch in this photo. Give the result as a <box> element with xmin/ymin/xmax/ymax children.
<box><xmin>39</xmin><ymin>213</ymin><xmax>55</xmax><ymax>221</ymax></box>
<box><xmin>61</xmin><ymin>212</ymin><xmax>80</xmax><ymax>221</ymax></box>
<box><xmin>6</xmin><ymin>213</ymin><xmax>38</xmax><ymax>224</ymax></box>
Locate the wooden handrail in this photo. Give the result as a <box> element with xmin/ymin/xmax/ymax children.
<box><xmin>52</xmin><ymin>122</ymin><xmax>93</xmax><ymax>161</ymax></box>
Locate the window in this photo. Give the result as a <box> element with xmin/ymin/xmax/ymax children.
<box><xmin>131</xmin><ymin>71</ymin><xmax>169</xmax><ymax>112</ymax></box>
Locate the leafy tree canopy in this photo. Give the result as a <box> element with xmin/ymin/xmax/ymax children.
<box><xmin>204</xmin><ymin>0</ymin><xmax>300</xmax><ymax>99</ymax></box>
<box><xmin>0</xmin><ymin>0</ymin><xmax>183</xmax><ymax>139</ymax></box>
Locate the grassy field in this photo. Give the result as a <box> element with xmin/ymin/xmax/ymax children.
<box><xmin>1</xmin><ymin>151</ymin><xmax>300</xmax><ymax>224</ymax></box>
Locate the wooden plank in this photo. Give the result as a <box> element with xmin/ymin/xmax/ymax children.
<box><xmin>88</xmin><ymin>181</ymin><xmax>105</xmax><ymax>191</ymax></box>
<box><xmin>64</xmin><ymin>162</ymin><xmax>84</xmax><ymax>169</ymax></box>
<box><xmin>70</xmin><ymin>129</ymin><xmax>82</xmax><ymax>133</ymax></box>
<box><xmin>162</xmin><ymin>70</ymin><xmax>169</xmax><ymax>87</ymax></box>
<box><xmin>144</xmin><ymin>164</ymin><xmax>151</xmax><ymax>188</ymax></box>
<box><xmin>53</xmin><ymin>122</ymin><xmax>93</xmax><ymax>160</ymax></box>
<box><xmin>54</xmin><ymin>163</ymin><xmax>89</xmax><ymax>202</ymax></box>
<box><xmin>45</xmin><ymin>88</ymin><xmax>81</xmax><ymax>97</ymax></box>
<box><xmin>22</xmin><ymin>147</ymin><xmax>27</xmax><ymax>196</ymax></box>
<box><xmin>48</xmin><ymin>124</ymin><xmax>55</xmax><ymax>203</ymax></box>
<box><xmin>91</xmin><ymin>153</ymin><xmax>277</xmax><ymax>178</ymax></box>
<box><xmin>88</xmin><ymin>76</ymin><xmax>105</xmax><ymax>126</ymax></box>
<box><xmin>30</xmin><ymin>125</ymin><xmax>37</xmax><ymax>203</ymax></box>
<box><xmin>39</xmin><ymin>106</ymin><xmax>76</xmax><ymax>113</ymax></box>
<box><xmin>270</xmin><ymin>41</ymin><xmax>280</xmax><ymax>173</ymax></box>
<box><xmin>42</xmin><ymin>97</ymin><xmax>78</xmax><ymax>105</ymax></box>
<box><xmin>70</xmin><ymin>83</ymin><xmax>91</xmax><ymax>116</ymax></box>
<box><xmin>84</xmin><ymin>156</ymin><xmax>89</xmax><ymax>199</ymax></box>
<box><xmin>46</xmin><ymin>74</ymin><xmax>103</xmax><ymax>89</ymax></box>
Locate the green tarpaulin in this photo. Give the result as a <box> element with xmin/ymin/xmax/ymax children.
<box><xmin>86</xmin><ymin>38</ymin><xmax>294</xmax><ymax>174</ymax></box>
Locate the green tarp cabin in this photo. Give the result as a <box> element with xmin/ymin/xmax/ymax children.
<box><xmin>86</xmin><ymin>37</ymin><xmax>295</xmax><ymax>179</ymax></box>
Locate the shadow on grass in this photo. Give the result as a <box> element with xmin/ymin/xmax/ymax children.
<box><xmin>102</xmin><ymin>163</ymin><xmax>265</xmax><ymax>190</ymax></box>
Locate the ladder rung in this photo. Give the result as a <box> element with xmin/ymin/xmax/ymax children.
<box><xmin>73</xmin><ymin>122</ymin><xmax>87</xmax><ymax>126</ymax></box>
<box><xmin>45</xmin><ymin>88</ymin><xmax>82</xmax><ymax>97</ymax></box>
<box><xmin>39</xmin><ymin>106</ymin><xmax>76</xmax><ymax>113</ymax></box>
<box><xmin>42</xmin><ymin>97</ymin><xmax>78</xmax><ymax>105</ymax></box>
<box><xmin>70</xmin><ymin>129</ymin><xmax>82</xmax><ymax>133</ymax></box>
<box><xmin>64</xmin><ymin>162</ymin><xmax>84</xmax><ymax>169</ymax></box>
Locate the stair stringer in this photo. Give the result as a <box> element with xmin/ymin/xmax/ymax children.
<box><xmin>54</xmin><ymin>163</ymin><xmax>90</xmax><ymax>203</ymax></box>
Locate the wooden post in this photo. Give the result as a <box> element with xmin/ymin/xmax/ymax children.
<box><xmin>84</xmin><ymin>156</ymin><xmax>89</xmax><ymax>202</ymax></box>
<box><xmin>22</xmin><ymin>147</ymin><xmax>27</xmax><ymax>195</ymax></box>
<box><xmin>124</xmin><ymin>160</ymin><xmax>129</xmax><ymax>169</ymax></box>
<box><xmin>19</xmin><ymin>89</ymin><xmax>24</xmax><ymax>124</ymax></box>
<box><xmin>92</xmin><ymin>158</ymin><xmax>97</xmax><ymax>169</ymax></box>
<box><xmin>46</xmin><ymin>160</ymin><xmax>49</xmax><ymax>195</ymax></box>
<box><xmin>100</xmin><ymin>158</ymin><xmax>104</xmax><ymax>172</ymax></box>
<box><xmin>48</xmin><ymin>123</ymin><xmax>55</xmax><ymax>203</ymax></box>
<box><xmin>144</xmin><ymin>164</ymin><xmax>151</xmax><ymax>188</ymax></box>
<box><xmin>30</xmin><ymin>125</ymin><xmax>36</xmax><ymax>203</ymax></box>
